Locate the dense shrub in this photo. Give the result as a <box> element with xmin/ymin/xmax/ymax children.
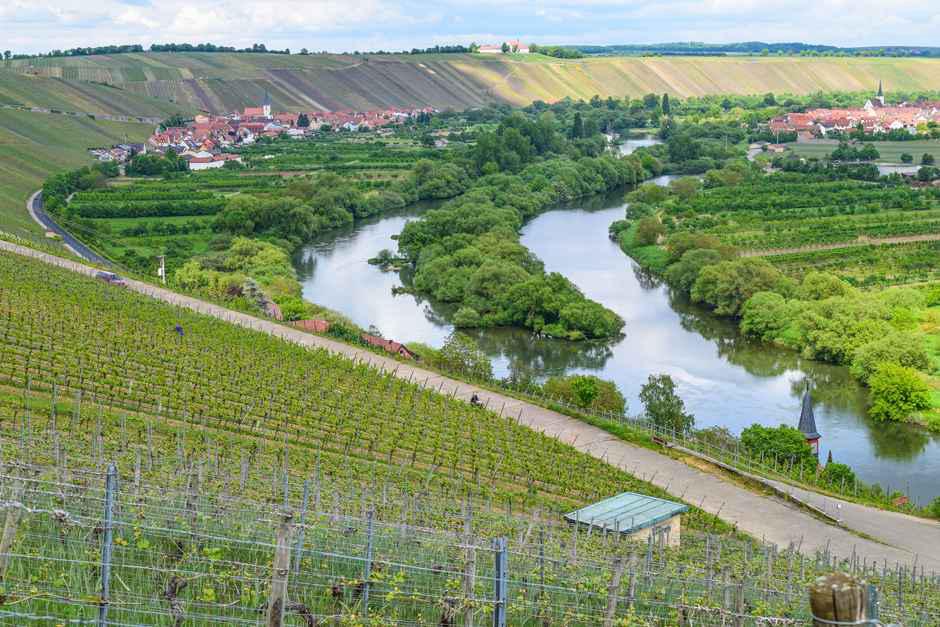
<box><xmin>868</xmin><ymin>363</ymin><xmax>932</xmax><ymax>421</ymax></box>
<box><xmin>741</xmin><ymin>424</ymin><xmax>816</xmax><ymax>467</ymax></box>
<box><xmin>543</xmin><ymin>375</ymin><xmax>626</xmax><ymax>414</ymax></box>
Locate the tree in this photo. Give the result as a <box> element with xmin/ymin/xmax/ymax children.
<box><xmin>901</xmin><ymin>153</ymin><xmax>914</xmax><ymax>164</ymax></box>
<box><xmin>762</xmin><ymin>92</ymin><xmax>777</xmax><ymax>106</ymax></box>
<box><xmin>639</xmin><ymin>374</ymin><xmax>694</xmax><ymax>435</ymax></box>
<box><xmin>667</xmin><ymin>134</ymin><xmax>700</xmax><ymax>162</ymax></box>
<box><xmin>692</xmin><ymin>258</ymin><xmax>793</xmax><ymax>317</ymax></box>
<box><xmin>634</xmin><ymin>217</ymin><xmax>665</xmax><ymax>246</ymax></box>
<box><xmin>543</xmin><ymin>375</ymin><xmax>626</xmax><ymax>414</ymax></box>
<box><xmin>741</xmin><ymin>424</ymin><xmax>814</xmax><ymax>466</ymax></box>
<box><xmin>570</xmin><ymin>112</ymin><xmax>584</xmax><ymax>139</ymax></box>
<box><xmin>868</xmin><ymin>363</ymin><xmax>932</xmax><ymax>421</ymax></box>
<box><xmin>297</xmin><ymin>113</ymin><xmax>310</xmax><ymax>128</ymax></box>
<box><xmin>2</xmin><ymin>51</ymin><xmax>10</xmax><ymax>61</ymax></box>
<box><xmin>850</xmin><ymin>333</ymin><xmax>929</xmax><ymax>382</ymax></box>
<box><xmin>501</xmin><ymin>42</ymin><xmax>510</xmax><ymax>54</ymax></box>
<box><xmin>661</xmin><ymin>93</ymin><xmax>670</xmax><ymax>115</ymax></box>
<box><xmin>740</xmin><ymin>291</ymin><xmax>797</xmax><ymax>342</ymax></box>
<box><xmin>923</xmin><ymin>153</ymin><xmax>936</xmax><ymax>165</ymax></box>
<box><xmin>664</xmin><ymin>249</ymin><xmax>722</xmax><ymax>293</ymax></box>
<box><xmin>858</xmin><ymin>143</ymin><xmax>880</xmax><ymax>161</ymax></box>
<box><xmin>437</xmin><ymin>332</ymin><xmax>493</xmax><ymax>381</ymax></box>
<box><xmin>668</xmin><ymin>176</ymin><xmax>700</xmax><ymax>201</ymax></box>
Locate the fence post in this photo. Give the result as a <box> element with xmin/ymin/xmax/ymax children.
<box><xmin>493</xmin><ymin>537</ymin><xmax>508</xmax><ymax>627</ymax></box>
<box><xmin>809</xmin><ymin>573</ymin><xmax>870</xmax><ymax>626</ymax></box>
<box><xmin>603</xmin><ymin>555</ymin><xmax>628</xmax><ymax>627</ymax></box>
<box><xmin>463</xmin><ymin>504</ymin><xmax>477</xmax><ymax>627</ymax></box>
<box><xmin>362</xmin><ymin>510</ymin><xmax>374</xmax><ymax>617</ymax></box>
<box><xmin>292</xmin><ymin>479</ymin><xmax>310</xmax><ymax>576</ymax></box>
<box><xmin>0</xmin><ymin>479</ymin><xmax>25</xmax><ymax>580</ymax></box>
<box><xmin>98</xmin><ymin>462</ymin><xmax>117</xmax><ymax>627</ymax></box>
<box><xmin>266</xmin><ymin>510</ymin><xmax>294</xmax><ymax>627</ymax></box>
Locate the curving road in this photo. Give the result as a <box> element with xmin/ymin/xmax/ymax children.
<box><xmin>27</xmin><ymin>191</ymin><xmax>111</xmax><ymax>266</ymax></box>
<box><xmin>2</xmin><ymin>238</ymin><xmax>939</xmax><ymax>572</ymax></box>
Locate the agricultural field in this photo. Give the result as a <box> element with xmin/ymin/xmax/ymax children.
<box><xmin>63</xmin><ymin>172</ymin><xmax>284</xmax><ymax>273</ymax></box>
<box><xmin>2</xmin><ymin>249</ymin><xmax>940</xmax><ymax>624</ymax></box>
<box><xmin>0</xmin><ymin>69</ymin><xmax>192</xmax><ymax>118</ymax></box>
<box><xmin>669</xmin><ymin>177</ymin><xmax>940</xmax><ymax>257</ymax></box>
<box><xmin>786</xmin><ymin>139</ymin><xmax>940</xmax><ymax>164</ymax></box>
<box><xmin>0</xmin><ymin>108</ymin><xmax>152</xmax><ymax>236</ymax></box>
<box><xmin>12</xmin><ymin>52</ymin><xmax>940</xmax><ymax>112</ymax></box>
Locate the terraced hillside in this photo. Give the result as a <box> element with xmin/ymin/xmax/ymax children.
<box><xmin>0</xmin><ymin>71</ymin><xmax>192</xmax><ymax>118</ymax></box>
<box><xmin>0</xmin><ymin>108</ymin><xmax>152</xmax><ymax>235</ymax></box>
<box><xmin>10</xmin><ymin>52</ymin><xmax>940</xmax><ymax>113</ymax></box>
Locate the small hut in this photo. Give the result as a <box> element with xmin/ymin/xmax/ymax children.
<box><xmin>798</xmin><ymin>391</ymin><xmax>821</xmax><ymax>456</ymax></box>
<box><xmin>564</xmin><ymin>492</ymin><xmax>688</xmax><ymax>547</ymax></box>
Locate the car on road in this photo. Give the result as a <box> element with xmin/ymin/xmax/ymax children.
<box><xmin>95</xmin><ymin>271</ymin><xmax>127</xmax><ymax>287</ymax></box>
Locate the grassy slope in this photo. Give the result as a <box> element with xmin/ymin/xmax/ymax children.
<box><xmin>0</xmin><ymin>70</ymin><xmax>192</xmax><ymax>117</ymax></box>
<box><xmin>11</xmin><ymin>53</ymin><xmax>940</xmax><ymax>112</ymax></box>
<box><xmin>0</xmin><ymin>109</ymin><xmax>152</xmax><ymax>235</ymax></box>
<box><xmin>787</xmin><ymin>140</ymin><xmax>940</xmax><ymax>164</ymax></box>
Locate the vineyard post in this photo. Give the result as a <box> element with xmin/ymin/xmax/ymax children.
<box><xmin>266</xmin><ymin>509</ymin><xmax>293</xmax><ymax>627</ymax></box>
<box><xmin>362</xmin><ymin>509</ymin><xmax>375</xmax><ymax>617</ymax></box>
<box><xmin>292</xmin><ymin>479</ymin><xmax>310</xmax><ymax>576</ymax></box>
<box><xmin>0</xmin><ymin>478</ymin><xmax>25</xmax><ymax>579</ymax></box>
<box><xmin>98</xmin><ymin>462</ymin><xmax>117</xmax><ymax>627</ymax></box>
<box><xmin>603</xmin><ymin>554</ymin><xmax>628</xmax><ymax>627</ymax></box>
<box><xmin>463</xmin><ymin>502</ymin><xmax>476</xmax><ymax>627</ymax></box>
<box><xmin>492</xmin><ymin>537</ymin><xmax>508</xmax><ymax>627</ymax></box>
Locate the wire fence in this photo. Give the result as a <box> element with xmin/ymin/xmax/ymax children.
<box><xmin>0</xmin><ymin>456</ymin><xmax>938</xmax><ymax>626</ymax></box>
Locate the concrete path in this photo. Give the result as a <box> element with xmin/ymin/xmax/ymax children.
<box><xmin>2</xmin><ymin>239</ymin><xmax>939</xmax><ymax>571</ymax></box>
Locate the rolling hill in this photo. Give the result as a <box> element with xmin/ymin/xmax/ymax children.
<box><xmin>9</xmin><ymin>52</ymin><xmax>940</xmax><ymax>113</ymax></box>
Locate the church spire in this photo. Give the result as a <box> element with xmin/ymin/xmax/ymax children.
<box><xmin>877</xmin><ymin>80</ymin><xmax>883</xmax><ymax>97</ymax></box>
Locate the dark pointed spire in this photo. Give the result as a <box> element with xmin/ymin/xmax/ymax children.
<box><xmin>877</xmin><ymin>80</ymin><xmax>883</xmax><ymax>97</ymax></box>
<box><xmin>798</xmin><ymin>391</ymin><xmax>820</xmax><ymax>440</ymax></box>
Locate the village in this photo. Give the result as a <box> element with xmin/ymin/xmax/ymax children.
<box><xmin>87</xmin><ymin>96</ymin><xmax>436</xmax><ymax>170</ymax></box>
<box><xmin>768</xmin><ymin>83</ymin><xmax>940</xmax><ymax>139</ymax></box>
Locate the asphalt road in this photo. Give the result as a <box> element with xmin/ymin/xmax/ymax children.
<box><xmin>27</xmin><ymin>191</ymin><xmax>111</xmax><ymax>266</ymax></box>
<box><xmin>3</xmin><ymin>238</ymin><xmax>939</xmax><ymax>572</ymax></box>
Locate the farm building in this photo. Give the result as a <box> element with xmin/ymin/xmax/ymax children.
<box><xmin>361</xmin><ymin>333</ymin><xmax>417</xmax><ymax>360</ymax></box>
<box><xmin>565</xmin><ymin>492</ymin><xmax>688</xmax><ymax>547</ymax></box>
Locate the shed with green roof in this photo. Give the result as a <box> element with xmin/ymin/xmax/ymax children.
<box><xmin>564</xmin><ymin>491</ymin><xmax>689</xmax><ymax>547</ymax></box>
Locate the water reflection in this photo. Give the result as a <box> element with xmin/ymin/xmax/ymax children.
<box><xmin>293</xmin><ymin>183</ymin><xmax>940</xmax><ymax>504</ymax></box>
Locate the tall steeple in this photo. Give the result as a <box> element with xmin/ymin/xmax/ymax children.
<box><xmin>798</xmin><ymin>390</ymin><xmax>821</xmax><ymax>455</ymax></box>
<box><xmin>877</xmin><ymin>80</ymin><xmax>885</xmax><ymax>106</ymax></box>
<box><xmin>262</xmin><ymin>90</ymin><xmax>272</xmax><ymax>118</ymax></box>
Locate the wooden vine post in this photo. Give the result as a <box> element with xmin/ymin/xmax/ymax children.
<box><xmin>266</xmin><ymin>510</ymin><xmax>294</xmax><ymax>627</ymax></box>
<box><xmin>809</xmin><ymin>573</ymin><xmax>871</xmax><ymax>626</ymax></box>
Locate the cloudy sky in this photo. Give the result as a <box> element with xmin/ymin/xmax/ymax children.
<box><xmin>4</xmin><ymin>0</ymin><xmax>940</xmax><ymax>55</ymax></box>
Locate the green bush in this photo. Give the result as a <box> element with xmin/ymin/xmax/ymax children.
<box><xmin>850</xmin><ymin>333</ymin><xmax>929</xmax><ymax>383</ymax></box>
<box><xmin>452</xmin><ymin>306</ymin><xmax>482</xmax><ymax>328</ymax></box>
<box><xmin>634</xmin><ymin>217</ymin><xmax>666</xmax><ymax>246</ymax></box>
<box><xmin>741</xmin><ymin>424</ymin><xmax>815</xmax><ymax>467</ymax></box>
<box><xmin>821</xmin><ymin>462</ymin><xmax>856</xmax><ymax>488</ymax></box>
<box><xmin>868</xmin><ymin>363</ymin><xmax>932</xmax><ymax>422</ymax></box>
<box><xmin>543</xmin><ymin>375</ymin><xmax>626</xmax><ymax>414</ymax></box>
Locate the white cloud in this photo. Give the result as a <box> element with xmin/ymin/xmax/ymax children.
<box><xmin>3</xmin><ymin>0</ymin><xmax>940</xmax><ymax>54</ymax></box>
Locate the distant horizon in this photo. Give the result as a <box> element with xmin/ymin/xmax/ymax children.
<box><xmin>4</xmin><ymin>1</ymin><xmax>940</xmax><ymax>57</ymax></box>
<box><xmin>8</xmin><ymin>40</ymin><xmax>940</xmax><ymax>58</ymax></box>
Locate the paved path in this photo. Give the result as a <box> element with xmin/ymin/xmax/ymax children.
<box><xmin>26</xmin><ymin>191</ymin><xmax>111</xmax><ymax>266</ymax></box>
<box><xmin>2</xmin><ymin>239</ymin><xmax>939</xmax><ymax>571</ymax></box>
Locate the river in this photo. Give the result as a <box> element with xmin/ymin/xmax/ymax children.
<box><xmin>294</xmin><ymin>180</ymin><xmax>940</xmax><ymax>505</ymax></box>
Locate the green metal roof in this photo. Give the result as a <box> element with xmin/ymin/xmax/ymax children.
<box><xmin>564</xmin><ymin>492</ymin><xmax>688</xmax><ymax>534</ymax></box>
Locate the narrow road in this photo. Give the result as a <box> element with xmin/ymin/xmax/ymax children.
<box><xmin>26</xmin><ymin>191</ymin><xmax>111</xmax><ymax>266</ymax></box>
<box><xmin>2</xmin><ymin>239</ymin><xmax>939</xmax><ymax>571</ymax></box>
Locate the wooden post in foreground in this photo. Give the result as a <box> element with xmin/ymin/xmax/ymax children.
<box><xmin>266</xmin><ymin>510</ymin><xmax>294</xmax><ymax>627</ymax></box>
<box><xmin>809</xmin><ymin>572</ymin><xmax>869</xmax><ymax>626</ymax></box>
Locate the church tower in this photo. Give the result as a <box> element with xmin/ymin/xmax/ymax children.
<box><xmin>262</xmin><ymin>90</ymin><xmax>272</xmax><ymax>118</ymax></box>
<box><xmin>877</xmin><ymin>80</ymin><xmax>885</xmax><ymax>106</ymax></box>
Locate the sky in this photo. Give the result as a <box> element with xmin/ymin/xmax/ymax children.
<box><xmin>4</xmin><ymin>0</ymin><xmax>940</xmax><ymax>55</ymax></box>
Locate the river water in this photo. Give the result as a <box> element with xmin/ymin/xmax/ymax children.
<box><xmin>294</xmin><ymin>179</ymin><xmax>940</xmax><ymax>505</ymax></box>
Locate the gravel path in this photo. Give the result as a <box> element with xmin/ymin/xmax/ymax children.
<box><xmin>3</xmin><ymin>238</ymin><xmax>939</xmax><ymax>571</ymax></box>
